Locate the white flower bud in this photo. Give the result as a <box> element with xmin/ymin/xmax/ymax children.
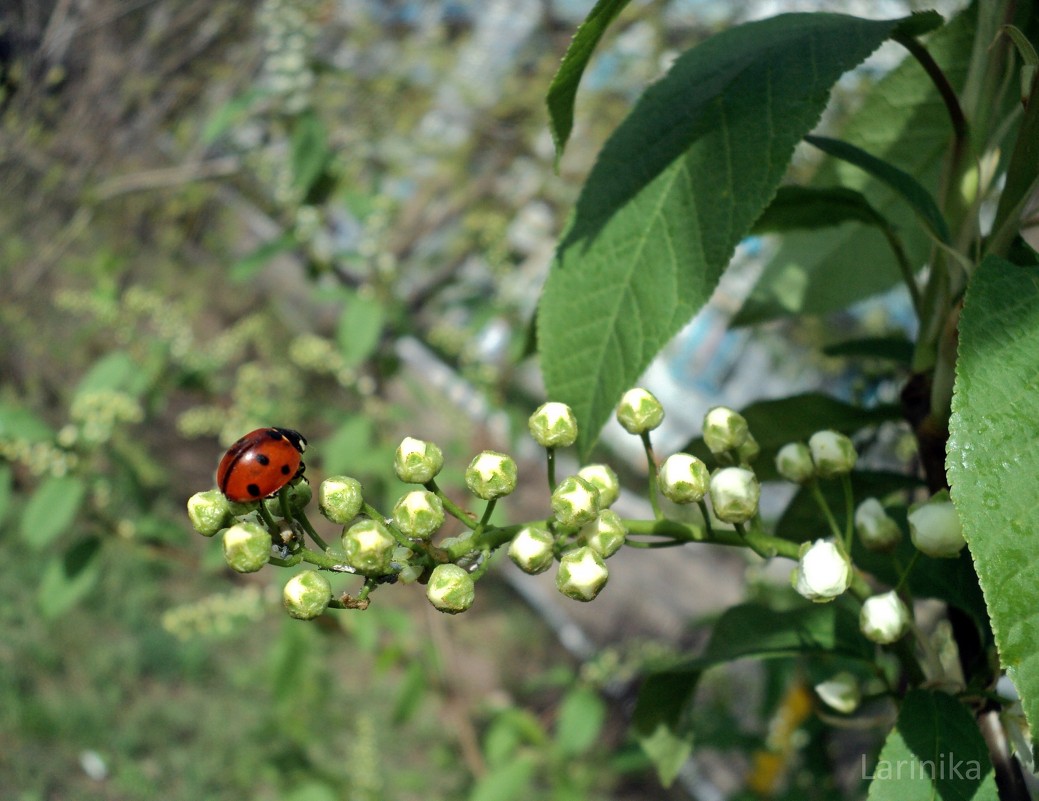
<box><xmin>814</xmin><ymin>672</ymin><xmax>861</xmax><ymax>714</ymax></box>
<box><xmin>551</xmin><ymin>475</ymin><xmax>601</xmax><ymax>528</ymax></box>
<box><xmin>855</xmin><ymin>498</ymin><xmax>902</xmax><ymax>552</ymax></box>
<box><xmin>702</xmin><ymin>406</ymin><xmax>749</xmax><ymax>455</ymax></box>
<box><xmin>859</xmin><ymin>591</ymin><xmax>912</xmax><ymax>644</ymax></box>
<box><xmin>464</xmin><ymin>450</ymin><xmax>518</xmax><ymax>500</ymax></box>
<box><xmin>579</xmin><ymin>509</ymin><xmax>626</xmax><ymax>558</ymax></box>
<box><xmin>187</xmin><ymin>490</ymin><xmax>231</xmax><ymax>537</ymax></box>
<box><xmin>708</xmin><ymin>467</ymin><xmax>760</xmax><ymax>523</ymax></box>
<box><xmin>393</xmin><ymin>437</ymin><xmax>444</xmax><ymax>484</ymax></box>
<box><xmin>615</xmin><ymin>388</ymin><xmax>665</xmax><ymax>435</ymax></box>
<box><xmin>808</xmin><ymin>430</ymin><xmax>857</xmax><ymax>478</ymax></box>
<box><xmin>223</xmin><ymin>522</ymin><xmax>271</xmax><ymax>573</ymax></box>
<box><xmin>426</xmin><ymin>564</ymin><xmax>475</xmax><ymax>614</ymax></box>
<box><xmin>528</xmin><ymin>402</ymin><xmax>578</xmax><ymax>448</ymax></box>
<box><xmin>283</xmin><ymin>570</ymin><xmax>332</xmax><ymax>620</ymax></box>
<box><xmin>577</xmin><ymin>463</ymin><xmax>620</xmax><ymax>508</ymax></box>
<box><xmin>775</xmin><ymin>442</ymin><xmax>815</xmax><ymax>484</ymax></box>
<box><xmin>908</xmin><ymin>492</ymin><xmax>965</xmax><ymax>558</ymax></box>
<box><xmin>392</xmin><ymin>490</ymin><xmax>445</xmax><ymax>539</ymax></box>
<box><xmin>319</xmin><ymin>476</ymin><xmax>364</xmax><ymax>524</ymax></box>
<box><xmin>556</xmin><ymin>546</ymin><xmax>609</xmax><ymax>602</ymax></box>
<box><xmin>341</xmin><ymin>519</ymin><xmax>396</xmax><ymax>574</ymax></box>
<box><xmin>792</xmin><ymin>539</ymin><xmax>851</xmax><ymax>602</ymax></box>
<box><xmin>508</xmin><ymin>525</ymin><xmax>555</xmax><ymax>574</ymax></box>
<box><xmin>658</xmin><ymin>453</ymin><xmax>710</xmax><ymax>504</ymax></box>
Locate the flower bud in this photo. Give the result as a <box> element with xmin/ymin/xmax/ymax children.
<box><xmin>814</xmin><ymin>672</ymin><xmax>861</xmax><ymax>714</ymax></box>
<box><xmin>854</xmin><ymin>498</ymin><xmax>902</xmax><ymax>552</ymax></box>
<box><xmin>528</xmin><ymin>402</ymin><xmax>578</xmax><ymax>448</ymax></box>
<box><xmin>319</xmin><ymin>476</ymin><xmax>364</xmax><ymax>524</ymax></box>
<box><xmin>580</xmin><ymin>509</ymin><xmax>626</xmax><ymax>559</ymax></box>
<box><xmin>508</xmin><ymin>524</ymin><xmax>555</xmax><ymax>574</ymax></box>
<box><xmin>658</xmin><ymin>453</ymin><xmax>710</xmax><ymax>504</ymax></box>
<box><xmin>736</xmin><ymin>433</ymin><xmax>760</xmax><ymax>464</ymax></box>
<box><xmin>576</xmin><ymin>463</ymin><xmax>620</xmax><ymax>508</ymax></box>
<box><xmin>615</xmin><ymin>388</ymin><xmax>664</xmax><ymax>435</ymax></box>
<box><xmin>464</xmin><ymin>450</ymin><xmax>518</xmax><ymax>500</ymax></box>
<box><xmin>426</xmin><ymin>564</ymin><xmax>475</xmax><ymax>614</ymax></box>
<box><xmin>392</xmin><ymin>490</ymin><xmax>445</xmax><ymax>539</ymax></box>
<box><xmin>907</xmin><ymin>492</ymin><xmax>965</xmax><ymax>558</ymax></box>
<box><xmin>708</xmin><ymin>467</ymin><xmax>760</xmax><ymax>523</ymax></box>
<box><xmin>187</xmin><ymin>490</ymin><xmax>231</xmax><ymax>537</ymax></box>
<box><xmin>808</xmin><ymin>430</ymin><xmax>857</xmax><ymax>478</ymax></box>
<box><xmin>551</xmin><ymin>475</ymin><xmax>600</xmax><ymax>528</ymax></box>
<box><xmin>775</xmin><ymin>442</ymin><xmax>815</xmax><ymax>484</ymax></box>
<box><xmin>263</xmin><ymin>479</ymin><xmax>312</xmax><ymax>517</ymax></box>
<box><xmin>859</xmin><ymin>591</ymin><xmax>912</xmax><ymax>644</ymax></box>
<box><xmin>702</xmin><ymin>406</ymin><xmax>749</xmax><ymax>455</ymax></box>
<box><xmin>393</xmin><ymin>437</ymin><xmax>444</xmax><ymax>484</ymax></box>
<box><xmin>341</xmin><ymin>519</ymin><xmax>396</xmax><ymax>574</ymax></box>
<box><xmin>792</xmin><ymin>539</ymin><xmax>851</xmax><ymax>602</ymax></box>
<box><xmin>556</xmin><ymin>546</ymin><xmax>608</xmax><ymax>602</ymax></box>
<box><xmin>223</xmin><ymin>522</ymin><xmax>271</xmax><ymax>573</ymax></box>
<box><xmin>283</xmin><ymin>570</ymin><xmax>332</xmax><ymax>620</ymax></box>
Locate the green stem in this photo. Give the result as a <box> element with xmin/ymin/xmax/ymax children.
<box><xmin>840</xmin><ymin>474</ymin><xmax>855</xmax><ymax>553</ymax></box>
<box><xmin>734</xmin><ymin>521</ymin><xmax>773</xmax><ymax>559</ymax></box>
<box><xmin>269</xmin><ymin>553</ymin><xmax>302</xmax><ymax>568</ymax></box>
<box><xmin>295</xmin><ymin>508</ymin><xmax>330</xmax><ymax>552</ymax></box>
<box><xmin>697</xmin><ymin>499</ymin><xmax>715</xmax><ymax>539</ymax></box>
<box><xmin>425</xmin><ymin>479</ymin><xmax>477</xmax><ymax>530</ymax></box>
<box><xmin>894</xmin><ymin>550</ymin><xmax>921</xmax><ymax>593</ymax></box>
<box><xmin>880</xmin><ymin>224</ymin><xmax>923</xmax><ymax>320</ymax></box>
<box><xmin>256</xmin><ymin>501</ymin><xmax>281</xmax><ymax>535</ymax></box>
<box><xmin>362</xmin><ymin>502</ymin><xmax>419</xmax><ymax>550</ymax></box>
<box><xmin>476</xmin><ymin>499</ymin><xmax>497</xmax><ymax>532</ymax></box>
<box><xmin>640</xmin><ymin>431</ymin><xmax>663</xmax><ymax>521</ymax></box>
<box><xmin>299</xmin><ymin>546</ymin><xmax>358</xmax><ymax>573</ymax></box>
<box><xmin>895</xmin><ymin>33</ymin><xmax>968</xmax><ymax>143</ymax></box>
<box><xmin>809</xmin><ymin>481</ymin><xmax>844</xmax><ymax>542</ymax></box>
<box><xmin>546</xmin><ymin>447</ymin><xmax>557</xmax><ymax>492</ymax></box>
<box><xmin>624</xmin><ymin>518</ymin><xmax>800</xmax><ymax>560</ymax></box>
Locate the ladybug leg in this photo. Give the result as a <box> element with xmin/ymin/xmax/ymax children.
<box><xmin>294</xmin><ymin>460</ymin><xmax>306</xmax><ymax>480</ymax></box>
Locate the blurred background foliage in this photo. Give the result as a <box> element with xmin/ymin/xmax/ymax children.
<box><xmin>0</xmin><ymin>0</ymin><xmax>947</xmax><ymax>798</ymax></box>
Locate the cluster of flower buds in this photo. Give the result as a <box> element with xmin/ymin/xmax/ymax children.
<box><xmin>775</xmin><ymin>430</ymin><xmax>857</xmax><ymax>485</ymax></box>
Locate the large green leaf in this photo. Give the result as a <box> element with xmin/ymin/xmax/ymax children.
<box><xmin>540</xmin><ymin>13</ymin><xmax>934</xmax><ymax>456</ymax></box>
<box><xmin>546</xmin><ymin>0</ymin><xmax>632</xmax><ymax>161</ymax></box>
<box><xmin>948</xmin><ymin>255</ymin><xmax>1039</xmax><ymax>758</ymax></box>
<box><xmin>735</xmin><ymin>6</ymin><xmax>975</xmax><ymax>325</ymax></box>
<box><xmin>634</xmin><ymin>601</ymin><xmax>871</xmax><ymax>785</ymax></box>
<box><xmin>865</xmin><ymin>690</ymin><xmax>997</xmax><ymax>801</ymax></box>
<box><xmin>681</xmin><ymin>393</ymin><xmax>902</xmax><ymax>481</ymax></box>
<box><xmin>21</xmin><ymin>475</ymin><xmax>87</xmax><ymax>550</ymax></box>
<box><xmin>38</xmin><ymin>537</ymin><xmax>103</xmax><ymax>620</ymax></box>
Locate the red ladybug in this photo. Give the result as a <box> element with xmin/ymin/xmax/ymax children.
<box><xmin>217</xmin><ymin>427</ymin><xmax>307</xmax><ymax>502</ymax></box>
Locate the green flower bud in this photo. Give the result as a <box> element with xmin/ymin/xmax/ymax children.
<box><xmin>792</xmin><ymin>539</ymin><xmax>850</xmax><ymax>602</ymax></box>
<box><xmin>737</xmin><ymin>433</ymin><xmax>760</xmax><ymax>464</ymax></box>
<box><xmin>580</xmin><ymin>509</ymin><xmax>626</xmax><ymax>559</ymax></box>
<box><xmin>808</xmin><ymin>430</ymin><xmax>857</xmax><ymax>478</ymax></box>
<box><xmin>392</xmin><ymin>490</ymin><xmax>445</xmax><ymax>539</ymax></box>
<box><xmin>556</xmin><ymin>546</ymin><xmax>608</xmax><ymax>602</ymax></box>
<box><xmin>775</xmin><ymin>442</ymin><xmax>815</xmax><ymax>484</ymax></box>
<box><xmin>341</xmin><ymin>519</ymin><xmax>396</xmax><ymax>574</ymax></box>
<box><xmin>615</xmin><ymin>388</ymin><xmax>664</xmax><ymax>435</ymax></box>
<box><xmin>394</xmin><ymin>437</ymin><xmax>444</xmax><ymax>484</ymax></box>
<box><xmin>263</xmin><ymin>479</ymin><xmax>312</xmax><ymax>517</ymax></box>
<box><xmin>528</xmin><ymin>402</ymin><xmax>578</xmax><ymax>448</ymax></box>
<box><xmin>223</xmin><ymin>522</ymin><xmax>271</xmax><ymax>573</ymax></box>
<box><xmin>908</xmin><ymin>491</ymin><xmax>965</xmax><ymax>558</ymax></box>
<box><xmin>187</xmin><ymin>490</ymin><xmax>231</xmax><ymax>537</ymax></box>
<box><xmin>576</xmin><ymin>463</ymin><xmax>620</xmax><ymax>508</ymax></box>
<box><xmin>702</xmin><ymin>406</ymin><xmax>749</xmax><ymax>455</ymax></box>
<box><xmin>464</xmin><ymin>450</ymin><xmax>518</xmax><ymax>500</ymax></box>
<box><xmin>283</xmin><ymin>570</ymin><xmax>332</xmax><ymax>620</ymax></box>
<box><xmin>319</xmin><ymin>476</ymin><xmax>364</xmax><ymax>524</ymax></box>
<box><xmin>708</xmin><ymin>467</ymin><xmax>760</xmax><ymax>524</ymax></box>
<box><xmin>426</xmin><ymin>564</ymin><xmax>475</xmax><ymax>614</ymax></box>
<box><xmin>658</xmin><ymin>453</ymin><xmax>710</xmax><ymax>504</ymax></box>
<box><xmin>551</xmin><ymin>475</ymin><xmax>601</xmax><ymax>528</ymax></box>
<box><xmin>814</xmin><ymin>672</ymin><xmax>861</xmax><ymax>714</ymax></box>
<box><xmin>855</xmin><ymin>498</ymin><xmax>902</xmax><ymax>552</ymax></box>
<box><xmin>860</xmin><ymin>590</ymin><xmax>912</xmax><ymax>644</ymax></box>
<box><xmin>508</xmin><ymin>524</ymin><xmax>555</xmax><ymax>574</ymax></box>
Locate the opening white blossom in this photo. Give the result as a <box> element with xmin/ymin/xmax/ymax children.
<box><xmin>792</xmin><ymin>539</ymin><xmax>851</xmax><ymax>602</ymax></box>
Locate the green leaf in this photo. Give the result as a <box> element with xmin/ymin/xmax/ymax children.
<box><xmin>805</xmin><ymin>135</ymin><xmax>951</xmax><ymax>244</ymax></box>
<box><xmin>468</xmin><ymin>754</ymin><xmax>537</xmax><ymax>801</ymax></box>
<box><xmin>752</xmin><ymin>185</ymin><xmax>887</xmax><ymax>233</ymax></box>
<box><xmin>0</xmin><ymin>464</ymin><xmax>10</xmax><ymax>526</ymax></box>
<box><xmin>283</xmin><ymin>783</ymin><xmax>339</xmax><ymax>801</ymax></box>
<box><xmin>545</xmin><ymin>0</ymin><xmax>632</xmax><ymax>161</ymax></box>
<box><xmin>539</xmin><ymin>13</ymin><xmax>918</xmax><ymax>456</ymax></box>
<box><xmin>0</xmin><ymin>401</ymin><xmax>54</xmax><ymax>443</ymax></box>
<box><xmin>229</xmin><ymin>233</ymin><xmax>296</xmax><ymax>283</ymax></box>
<box><xmin>21</xmin><ymin>475</ymin><xmax>87</xmax><ymax>550</ymax></box>
<box><xmin>634</xmin><ymin>602</ymin><xmax>871</xmax><ymax>785</ymax></box>
<box><xmin>75</xmin><ymin>351</ymin><xmax>146</xmax><ymax>397</ymax></box>
<box><xmin>292</xmin><ymin>112</ymin><xmax>330</xmax><ymax>194</ymax></box>
<box><xmin>736</xmin><ymin>6</ymin><xmax>974</xmax><ymax>325</ymax></box>
<box><xmin>554</xmin><ymin>686</ymin><xmax>606</xmax><ymax>757</ymax></box>
<box><xmin>38</xmin><ymin>537</ymin><xmax>102</xmax><ymax>620</ymax></box>
<box><xmin>391</xmin><ymin>660</ymin><xmax>427</xmax><ymax>725</ymax></box>
<box><xmin>319</xmin><ymin>417</ymin><xmax>376</xmax><ymax>477</ymax></box>
<box><xmin>336</xmin><ymin>292</ymin><xmax>385</xmax><ymax>368</ymax></box>
<box><xmin>822</xmin><ymin>336</ymin><xmax>915</xmax><ymax>364</ymax></box>
<box><xmin>865</xmin><ymin>689</ymin><xmax>997</xmax><ymax>801</ymax></box>
<box><xmin>948</xmin><ymin>255</ymin><xmax>1039</xmax><ymax>759</ymax></box>
<box><xmin>681</xmin><ymin>393</ymin><xmax>902</xmax><ymax>482</ymax></box>
<box><xmin>201</xmin><ymin>88</ymin><xmax>262</xmax><ymax>144</ymax></box>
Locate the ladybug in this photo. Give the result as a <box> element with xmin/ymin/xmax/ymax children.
<box><xmin>217</xmin><ymin>427</ymin><xmax>307</xmax><ymax>502</ymax></box>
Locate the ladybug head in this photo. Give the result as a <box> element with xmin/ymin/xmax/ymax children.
<box><xmin>275</xmin><ymin>428</ymin><xmax>307</xmax><ymax>454</ymax></box>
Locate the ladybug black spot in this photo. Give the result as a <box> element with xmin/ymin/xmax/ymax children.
<box><xmin>280</xmin><ymin>464</ymin><xmax>291</xmax><ymax>475</ymax></box>
<box><xmin>257</xmin><ymin>453</ymin><xmax>270</xmax><ymax>466</ymax></box>
<box><xmin>247</xmin><ymin>483</ymin><xmax>262</xmax><ymax>497</ymax></box>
